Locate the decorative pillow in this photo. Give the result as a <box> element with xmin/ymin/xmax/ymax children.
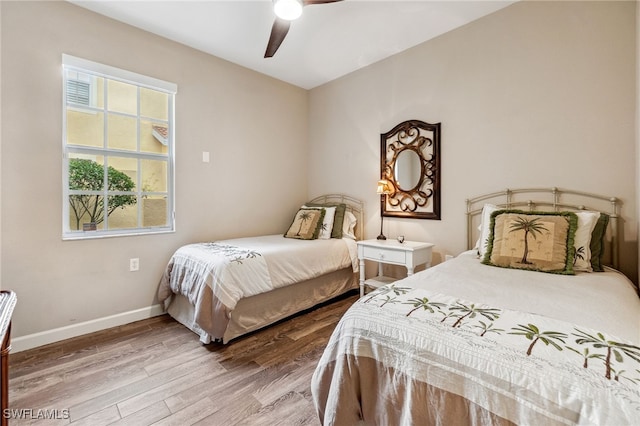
<box><xmin>342</xmin><ymin>211</ymin><xmax>357</xmax><ymax>240</ymax></box>
<box><xmin>590</xmin><ymin>213</ymin><xmax>610</xmax><ymax>272</ymax></box>
<box><xmin>572</xmin><ymin>211</ymin><xmax>600</xmax><ymax>272</ymax></box>
<box><xmin>304</xmin><ymin>205</ymin><xmax>335</xmax><ymax>240</ymax></box>
<box><xmin>477</xmin><ymin>204</ymin><xmax>498</xmax><ymax>257</ymax></box>
<box><xmin>284</xmin><ymin>208</ymin><xmax>325</xmax><ymax>240</ymax></box>
<box><xmin>304</xmin><ymin>202</ymin><xmax>346</xmax><ymax>238</ymax></box>
<box><xmin>482</xmin><ymin>210</ymin><xmax>578</xmax><ymax>275</ymax></box>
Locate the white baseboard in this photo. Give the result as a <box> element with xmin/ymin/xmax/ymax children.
<box><xmin>11</xmin><ymin>304</ymin><xmax>165</xmax><ymax>353</ymax></box>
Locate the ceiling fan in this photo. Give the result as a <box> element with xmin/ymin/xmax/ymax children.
<box><xmin>264</xmin><ymin>0</ymin><xmax>343</xmax><ymax>58</ymax></box>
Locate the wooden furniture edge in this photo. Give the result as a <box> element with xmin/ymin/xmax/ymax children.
<box><xmin>1</xmin><ymin>291</ymin><xmax>17</xmax><ymax>426</ymax></box>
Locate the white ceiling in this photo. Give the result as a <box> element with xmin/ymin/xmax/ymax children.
<box><xmin>68</xmin><ymin>0</ymin><xmax>516</xmax><ymax>90</ymax></box>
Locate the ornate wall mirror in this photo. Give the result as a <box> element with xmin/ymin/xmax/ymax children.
<box><xmin>380</xmin><ymin>119</ymin><xmax>441</xmax><ymax>219</ymax></box>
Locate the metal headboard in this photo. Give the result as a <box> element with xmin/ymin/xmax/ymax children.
<box><xmin>308</xmin><ymin>194</ymin><xmax>365</xmax><ymax>241</ymax></box>
<box><xmin>466</xmin><ymin>187</ymin><xmax>620</xmax><ymax>269</ymax></box>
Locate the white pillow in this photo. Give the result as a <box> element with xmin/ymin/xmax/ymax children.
<box><xmin>477</xmin><ymin>204</ymin><xmax>498</xmax><ymax>257</ymax></box>
<box><xmin>573</xmin><ymin>211</ymin><xmax>600</xmax><ymax>272</ymax></box>
<box><xmin>342</xmin><ymin>211</ymin><xmax>357</xmax><ymax>240</ymax></box>
<box><xmin>317</xmin><ymin>206</ymin><xmax>336</xmax><ymax>240</ymax></box>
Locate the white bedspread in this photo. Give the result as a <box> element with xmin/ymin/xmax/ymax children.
<box><xmin>402</xmin><ymin>251</ymin><xmax>639</xmax><ymax>343</ymax></box>
<box><xmin>162</xmin><ymin>235</ymin><xmax>357</xmax><ymax>311</ymax></box>
<box><xmin>312</xmin><ymin>252</ymin><xmax>640</xmax><ymax>425</ymax></box>
<box><xmin>222</xmin><ymin>235</ymin><xmax>358</xmax><ymax>291</ymax></box>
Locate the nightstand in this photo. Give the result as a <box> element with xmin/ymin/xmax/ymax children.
<box><xmin>357</xmin><ymin>239</ymin><xmax>434</xmax><ymax>297</ymax></box>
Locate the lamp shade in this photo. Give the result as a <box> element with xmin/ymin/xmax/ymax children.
<box><xmin>274</xmin><ymin>0</ymin><xmax>303</xmax><ymax>20</ymax></box>
<box><xmin>377</xmin><ymin>179</ymin><xmax>392</xmax><ymax>195</ymax></box>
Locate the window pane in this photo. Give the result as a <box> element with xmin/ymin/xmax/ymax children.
<box><xmin>108</xmin><ymin>156</ymin><xmax>137</xmax><ymax>191</ymax></box>
<box><xmin>66</xmin><ymin>109</ymin><xmax>104</xmax><ymax>148</ymax></box>
<box><xmin>67</xmin><ymin>197</ymin><xmax>106</xmax><ymax>231</ymax></box>
<box><xmin>68</xmin><ymin>154</ymin><xmax>105</xmax><ymax>191</ymax></box>
<box><xmin>65</xmin><ymin>71</ymin><xmax>104</xmax><ymax>109</ymax></box>
<box><xmin>107</xmin><ymin>80</ymin><xmax>137</xmax><ymax>115</ymax></box>
<box><xmin>107</xmin><ymin>113</ymin><xmax>137</xmax><ymax>151</ymax></box>
<box><xmin>141</xmin><ymin>120</ymin><xmax>168</xmax><ymax>154</ymax></box>
<box><xmin>140</xmin><ymin>87</ymin><xmax>168</xmax><ymax>121</ymax></box>
<box><xmin>141</xmin><ymin>159</ymin><xmax>167</xmax><ymax>193</ymax></box>
<box><xmin>143</xmin><ymin>196</ymin><xmax>168</xmax><ymax>227</ymax></box>
<box><xmin>108</xmin><ymin>204</ymin><xmax>138</xmax><ymax>230</ymax></box>
<box><xmin>68</xmin><ymin>80</ymin><xmax>90</xmax><ymax>105</ymax></box>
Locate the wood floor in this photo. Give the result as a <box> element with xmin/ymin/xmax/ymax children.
<box><xmin>7</xmin><ymin>292</ymin><xmax>358</xmax><ymax>426</ymax></box>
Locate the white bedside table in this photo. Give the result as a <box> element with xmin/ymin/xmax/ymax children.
<box><xmin>357</xmin><ymin>239</ymin><xmax>435</xmax><ymax>297</ymax></box>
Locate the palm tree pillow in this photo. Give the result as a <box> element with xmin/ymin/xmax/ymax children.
<box><xmin>482</xmin><ymin>210</ymin><xmax>578</xmax><ymax>274</ymax></box>
<box><xmin>284</xmin><ymin>207</ymin><xmax>326</xmax><ymax>240</ymax></box>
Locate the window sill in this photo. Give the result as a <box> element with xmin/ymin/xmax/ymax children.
<box><xmin>62</xmin><ymin>228</ymin><xmax>175</xmax><ymax>241</ymax></box>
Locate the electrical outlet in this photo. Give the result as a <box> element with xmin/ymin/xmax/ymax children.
<box><xmin>129</xmin><ymin>258</ymin><xmax>139</xmax><ymax>272</ymax></box>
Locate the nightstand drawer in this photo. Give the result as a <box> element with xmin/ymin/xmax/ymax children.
<box><xmin>362</xmin><ymin>246</ymin><xmax>406</xmax><ymax>264</ymax></box>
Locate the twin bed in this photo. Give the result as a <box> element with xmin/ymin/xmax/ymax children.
<box><xmin>157</xmin><ymin>194</ymin><xmax>363</xmax><ymax>344</ymax></box>
<box><xmin>311</xmin><ymin>188</ymin><xmax>640</xmax><ymax>425</ymax></box>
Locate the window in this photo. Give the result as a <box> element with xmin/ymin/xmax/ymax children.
<box><xmin>62</xmin><ymin>55</ymin><xmax>176</xmax><ymax>239</ymax></box>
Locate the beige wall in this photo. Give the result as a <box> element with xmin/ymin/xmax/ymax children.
<box><xmin>1</xmin><ymin>1</ymin><xmax>309</xmax><ymax>338</ymax></box>
<box><xmin>1</xmin><ymin>0</ymin><xmax>637</xmax><ymax>345</ymax></box>
<box><xmin>308</xmin><ymin>1</ymin><xmax>638</xmax><ymax>281</ymax></box>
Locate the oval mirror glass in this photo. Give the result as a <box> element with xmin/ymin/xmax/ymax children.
<box><xmin>394</xmin><ymin>149</ymin><xmax>421</xmax><ymax>191</ymax></box>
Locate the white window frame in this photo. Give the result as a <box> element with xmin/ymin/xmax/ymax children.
<box><xmin>62</xmin><ymin>54</ymin><xmax>177</xmax><ymax>240</ymax></box>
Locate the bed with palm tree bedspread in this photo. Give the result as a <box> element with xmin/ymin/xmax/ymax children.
<box><xmin>311</xmin><ymin>188</ymin><xmax>640</xmax><ymax>425</ymax></box>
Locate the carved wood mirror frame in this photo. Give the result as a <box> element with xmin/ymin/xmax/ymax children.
<box><xmin>380</xmin><ymin>119</ymin><xmax>441</xmax><ymax>220</ymax></box>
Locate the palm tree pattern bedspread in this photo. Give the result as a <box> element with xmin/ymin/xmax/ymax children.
<box><xmin>312</xmin><ymin>283</ymin><xmax>640</xmax><ymax>425</ymax></box>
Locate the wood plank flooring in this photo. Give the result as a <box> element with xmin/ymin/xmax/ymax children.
<box><xmin>7</xmin><ymin>292</ymin><xmax>358</xmax><ymax>425</ymax></box>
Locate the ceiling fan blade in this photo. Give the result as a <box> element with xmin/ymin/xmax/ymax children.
<box><xmin>302</xmin><ymin>0</ymin><xmax>343</xmax><ymax>5</ymax></box>
<box><xmin>264</xmin><ymin>18</ymin><xmax>291</xmax><ymax>58</ymax></box>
